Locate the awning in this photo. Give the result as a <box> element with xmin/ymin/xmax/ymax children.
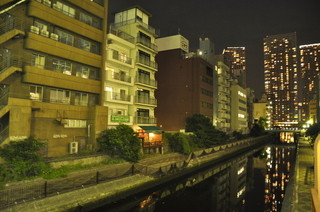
<box><xmin>139</xmin><ymin>126</ymin><xmax>162</xmax><ymax>134</ymax></box>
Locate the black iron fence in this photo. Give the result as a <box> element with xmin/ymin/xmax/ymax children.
<box><xmin>0</xmin><ymin>135</ymin><xmax>269</xmax><ymax>209</ymax></box>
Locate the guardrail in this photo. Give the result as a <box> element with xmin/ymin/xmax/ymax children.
<box><xmin>0</xmin><ymin>135</ymin><xmax>270</xmax><ymax>209</ymax></box>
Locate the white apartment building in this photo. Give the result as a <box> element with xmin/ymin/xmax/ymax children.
<box><xmin>105</xmin><ymin>6</ymin><xmax>158</xmax><ymax>131</ymax></box>
<box><xmin>216</xmin><ymin>57</ymin><xmax>231</xmax><ymax>133</ymax></box>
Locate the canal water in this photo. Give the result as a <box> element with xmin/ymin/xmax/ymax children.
<box><xmin>95</xmin><ymin>132</ymin><xmax>296</xmax><ymax>212</ymax></box>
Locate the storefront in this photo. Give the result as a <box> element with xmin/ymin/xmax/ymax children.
<box><xmin>137</xmin><ymin>126</ymin><xmax>163</xmax><ymax>153</ymax></box>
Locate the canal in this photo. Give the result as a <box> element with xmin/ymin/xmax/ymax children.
<box><xmin>93</xmin><ymin>132</ymin><xmax>297</xmax><ymax>212</ymax></box>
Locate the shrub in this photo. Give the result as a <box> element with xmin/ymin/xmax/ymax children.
<box><xmin>97</xmin><ymin>124</ymin><xmax>141</xmax><ymax>163</ymax></box>
<box><xmin>165</xmin><ymin>133</ymin><xmax>193</xmax><ymax>154</ymax></box>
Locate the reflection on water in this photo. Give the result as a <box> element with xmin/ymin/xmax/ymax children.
<box><xmin>263</xmin><ymin>146</ymin><xmax>295</xmax><ymax>211</ymax></box>
<box><xmin>279</xmin><ymin>132</ymin><xmax>295</xmax><ymax>143</ymax></box>
<box><xmin>95</xmin><ymin>133</ymin><xmax>296</xmax><ymax>212</ymax></box>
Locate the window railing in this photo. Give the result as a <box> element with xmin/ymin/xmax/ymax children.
<box><xmin>135</xmin><ymin>76</ymin><xmax>157</xmax><ymax>87</ymax></box>
<box><xmin>112</xmin><ymin>50</ymin><xmax>133</xmax><ymax>65</ymax></box>
<box><xmin>136</xmin><ymin>57</ymin><xmax>158</xmax><ymax>69</ymax></box>
<box><xmin>0</xmin><ymin>56</ymin><xmax>22</xmax><ymax>73</ymax></box>
<box><xmin>112</xmin><ymin>73</ymin><xmax>132</xmax><ymax>83</ymax></box>
<box><xmin>136</xmin><ymin>37</ymin><xmax>158</xmax><ymax>51</ymax></box>
<box><xmin>111</xmin><ymin>92</ymin><xmax>131</xmax><ymax>102</ymax></box>
<box><xmin>109</xmin><ymin>26</ymin><xmax>135</xmax><ymax>43</ymax></box>
<box><xmin>135</xmin><ymin>96</ymin><xmax>157</xmax><ymax>105</ymax></box>
<box><xmin>112</xmin><ymin>18</ymin><xmax>160</xmax><ymax>36</ymax></box>
<box><xmin>26</xmin><ymin>62</ymin><xmax>99</xmax><ymax>80</ymax></box>
<box><xmin>135</xmin><ymin>116</ymin><xmax>157</xmax><ymax>124</ymax></box>
<box><xmin>0</xmin><ymin>18</ymin><xmax>24</xmax><ymax>36</ymax></box>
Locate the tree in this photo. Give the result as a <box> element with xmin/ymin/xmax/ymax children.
<box><xmin>306</xmin><ymin>123</ymin><xmax>320</xmax><ymax>142</ymax></box>
<box><xmin>186</xmin><ymin>114</ymin><xmax>228</xmax><ymax>147</ymax></box>
<box><xmin>97</xmin><ymin>124</ymin><xmax>141</xmax><ymax>163</ymax></box>
<box><xmin>0</xmin><ymin>137</ymin><xmax>47</xmax><ymax>181</ymax></box>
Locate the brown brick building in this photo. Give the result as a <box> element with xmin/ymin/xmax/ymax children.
<box><xmin>155</xmin><ymin>35</ymin><xmax>215</xmax><ymax>131</ymax></box>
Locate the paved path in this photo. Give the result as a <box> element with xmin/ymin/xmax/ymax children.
<box><xmin>292</xmin><ymin>138</ymin><xmax>314</xmax><ymax>211</ymax></box>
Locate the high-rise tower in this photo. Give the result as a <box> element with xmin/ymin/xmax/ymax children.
<box><xmin>263</xmin><ymin>32</ymin><xmax>299</xmax><ymax>128</ymax></box>
<box><xmin>299</xmin><ymin>43</ymin><xmax>320</xmax><ymax>123</ymax></box>
<box><xmin>223</xmin><ymin>47</ymin><xmax>246</xmax><ymax>87</ymax></box>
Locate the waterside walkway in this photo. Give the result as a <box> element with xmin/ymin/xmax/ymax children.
<box><xmin>290</xmin><ymin>138</ymin><xmax>315</xmax><ymax>211</ymax></box>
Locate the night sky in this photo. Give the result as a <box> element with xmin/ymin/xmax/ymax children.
<box><xmin>109</xmin><ymin>0</ymin><xmax>320</xmax><ymax>98</ymax></box>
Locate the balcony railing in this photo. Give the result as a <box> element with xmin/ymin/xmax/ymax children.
<box><xmin>111</xmin><ymin>92</ymin><xmax>131</xmax><ymax>102</ymax></box>
<box><xmin>135</xmin><ymin>96</ymin><xmax>157</xmax><ymax>105</ymax></box>
<box><xmin>135</xmin><ymin>76</ymin><xmax>157</xmax><ymax>87</ymax></box>
<box><xmin>135</xmin><ymin>116</ymin><xmax>157</xmax><ymax>124</ymax></box>
<box><xmin>112</xmin><ymin>50</ymin><xmax>133</xmax><ymax>65</ymax></box>
<box><xmin>0</xmin><ymin>18</ymin><xmax>24</xmax><ymax>36</ymax></box>
<box><xmin>136</xmin><ymin>37</ymin><xmax>157</xmax><ymax>51</ymax></box>
<box><xmin>109</xmin><ymin>26</ymin><xmax>135</xmax><ymax>43</ymax></box>
<box><xmin>112</xmin><ymin>18</ymin><xmax>160</xmax><ymax>36</ymax></box>
<box><xmin>136</xmin><ymin>57</ymin><xmax>158</xmax><ymax>69</ymax></box>
<box><xmin>0</xmin><ymin>56</ymin><xmax>22</xmax><ymax>73</ymax></box>
<box><xmin>112</xmin><ymin>72</ymin><xmax>132</xmax><ymax>83</ymax></box>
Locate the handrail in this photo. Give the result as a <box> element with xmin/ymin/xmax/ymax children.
<box><xmin>0</xmin><ymin>17</ymin><xmax>24</xmax><ymax>36</ymax></box>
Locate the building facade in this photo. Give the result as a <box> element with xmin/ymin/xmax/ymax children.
<box><xmin>223</xmin><ymin>47</ymin><xmax>246</xmax><ymax>88</ymax></box>
<box><xmin>230</xmin><ymin>81</ymin><xmax>248</xmax><ymax>133</ymax></box>
<box><xmin>0</xmin><ymin>0</ymin><xmax>108</xmax><ymax>156</ymax></box>
<box><xmin>108</xmin><ymin>6</ymin><xmax>159</xmax><ymax>131</ymax></box>
<box><xmin>156</xmin><ymin>35</ymin><xmax>215</xmax><ymax>132</ymax></box>
<box><xmin>299</xmin><ymin>43</ymin><xmax>320</xmax><ymax>123</ymax></box>
<box><xmin>263</xmin><ymin>33</ymin><xmax>299</xmax><ymax>128</ymax></box>
<box><xmin>215</xmin><ymin>55</ymin><xmax>231</xmax><ymax>133</ymax></box>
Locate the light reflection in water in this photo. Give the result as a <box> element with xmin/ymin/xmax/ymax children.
<box><xmin>264</xmin><ymin>144</ymin><xmax>295</xmax><ymax>211</ymax></box>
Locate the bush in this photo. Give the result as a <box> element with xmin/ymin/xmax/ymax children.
<box><xmin>0</xmin><ymin>137</ymin><xmax>49</xmax><ymax>182</ymax></box>
<box><xmin>97</xmin><ymin>124</ymin><xmax>141</xmax><ymax>163</ymax></box>
<box><xmin>165</xmin><ymin>133</ymin><xmax>192</xmax><ymax>154</ymax></box>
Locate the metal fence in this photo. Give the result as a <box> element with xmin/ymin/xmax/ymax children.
<box><xmin>0</xmin><ymin>135</ymin><xmax>269</xmax><ymax>209</ymax></box>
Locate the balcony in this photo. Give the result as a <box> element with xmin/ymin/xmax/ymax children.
<box><xmin>109</xmin><ymin>26</ymin><xmax>135</xmax><ymax>44</ymax></box>
<box><xmin>107</xmin><ymin>49</ymin><xmax>133</xmax><ymax>67</ymax></box>
<box><xmin>112</xmin><ymin>18</ymin><xmax>159</xmax><ymax>36</ymax></box>
<box><xmin>135</xmin><ymin>96</ymin><xmax>157</xmax><ymax>106</ymax></box>
<box><xmin>135</xmin><ymin>76</ymin><xmax>157</xmax><ymax>88</ymax></box>
<box><xmin>136</xmin><ymin>57</ymin><xmax>158</xmax><ymax>70</ymax></box>
<box><xmin>0</xmin><ymin>18</ymin><xmax>25</xmax><ymax>45</ymax></box>
<box><xmin>0</xmin><ymin>56</ymin><xmax>22</xmax><ymax>83</ymax></box>
<box><xmin>105</xmin><ymin>92</ymin><xmax>133</xmax><ymax>104</ymax></box>
<box><xmin>136</xmin><ymin>37</ymin><xmax>157</xmax><ymax>52</ymax></box>
<box><xmin>135</xmin><ymin>116</ymin><xmax>157</xmax><ymax>124</ymax></box>
<box><xmin>108</xmin><ymin>72</ymin><xmax>132</xmax><ymax>85</ymax></box>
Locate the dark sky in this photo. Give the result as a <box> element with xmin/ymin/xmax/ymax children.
<box><xmin>109</xmin><ymin>0</ymin><xmax>320</xmax><ymax>98</ymax></box>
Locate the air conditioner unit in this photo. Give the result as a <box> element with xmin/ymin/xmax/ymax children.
<box><xmin>40</xmin><ymin>30</ymin><xmax>49</xmax><ymax>37</ymax></box>
<box><xmin>50</xmin><ymin>33</ymin><xmax>59</xmax><ymax>41</ymax></box>
<box><xmin>69</xmin><ymin>142</ymin><xmax>78</xmax><ymax>154</ymax></box>
<box><xmin>30</xmin><ymin>26</ymin><xmax>40</xmax><ymax>34</ymax></box>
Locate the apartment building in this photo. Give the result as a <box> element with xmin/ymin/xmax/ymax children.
<box><xmin>263</xmin><ymin>32</ymin><xmax>299</xmax><ymax>128</ymax></box>
<box><xmin>223</xmin><ymin>47</ymin><xmax>247</xmax><ymax>88</ymax></box>
<box><xmin>231</xmin><ymin>81</ymin><xmax>248</xmax><ymax>133</ymax></box>
<box><xmin>156</xmin><ymin>35</ymin><xmax>215</xmax><ymax>132</ymax></box>
<box><xmin>0</xmin><ymin>0</ymin><xmax>108</xmax><ymax>156</ymax></box>
<box><xmin>106</xmin><ymin>6</ymin><xmax>162</xmax><ymax>148</ymax></box>
<box><xmin>299</xmin><ymin>43</ymin><xmax>320</xmax><ymax>123</ymax></box>
<box><xmin>214</xmin><ymin>55</ymin><xmax>231</xmax><ymax>133</ymax></box>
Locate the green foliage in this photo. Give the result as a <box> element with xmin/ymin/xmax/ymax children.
<box><xmin>97</xmin><ymin>124</ymin><xmax>141</xmax><ymax>163</ymax></box>
<box><xmin>186</xmin><ymin>114</ymin><xmax>229</xmax><ymax>147</ymax></box>
<box><xmin>250</xmin><ymin>118</ymin><xmax>266</xmax><ymax>137</ymax></box>
<box><xmin>0</xmin><ymin>137</ymin><xmax>49</xmax><ymax>182</ymax></box>
<box><xmin>165</xmin><ymin>133</ymin><xmax>192</xmax><ymax>154</ymax></box>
